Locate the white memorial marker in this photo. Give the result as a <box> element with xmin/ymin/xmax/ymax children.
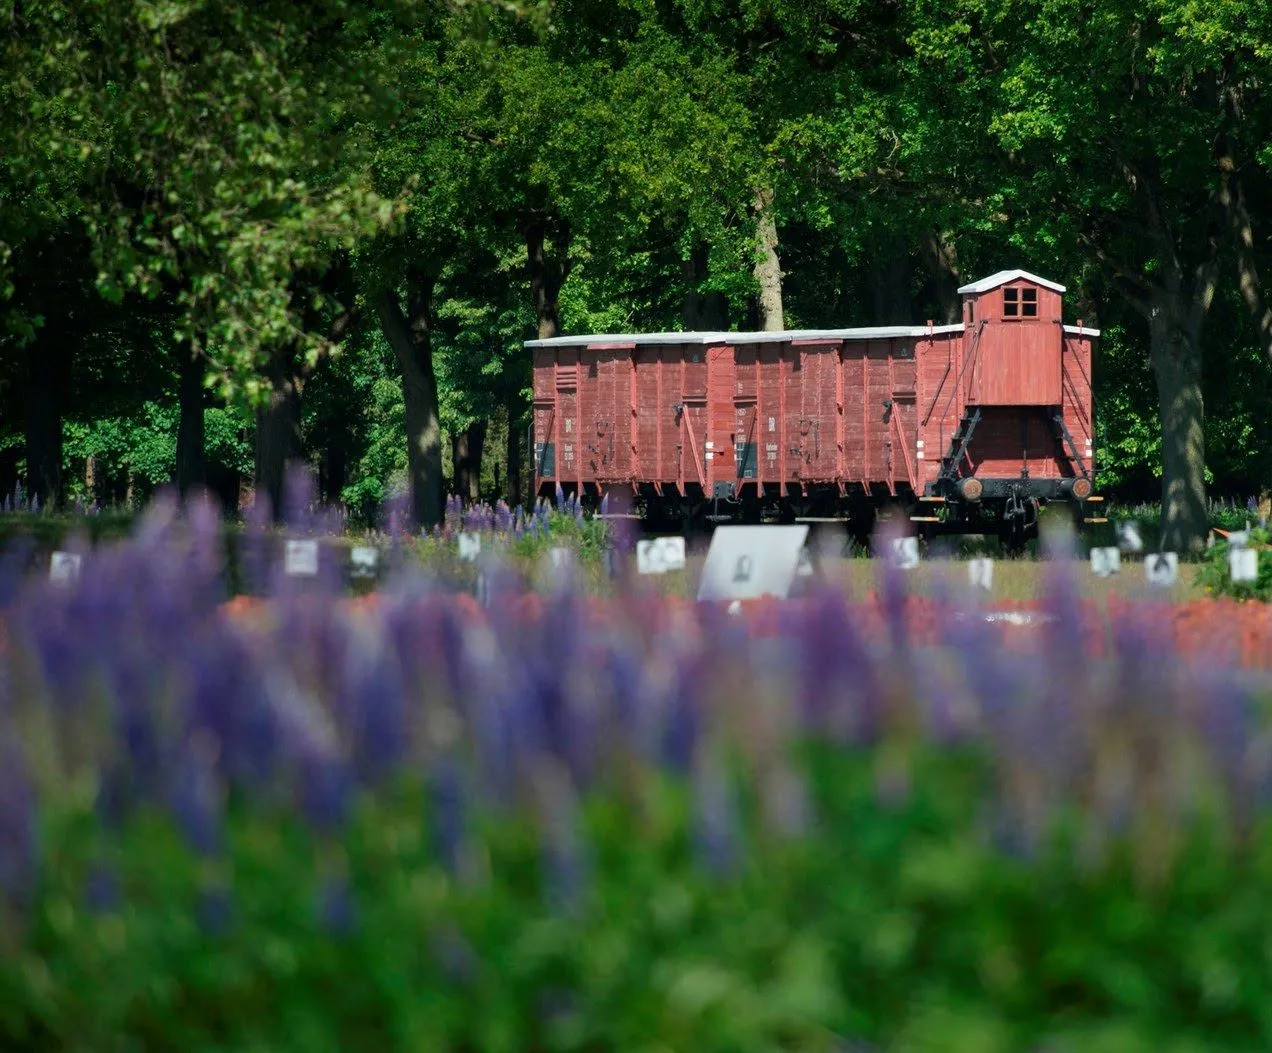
<box><xmin>457</xmin><ymin>532</ymin><xmax>481</xmax><ymax>562</ymax></box>
<box><xmin>1145</xmin><ymin>551</ymin><xmax>1178</xmax><ymax>588</ymax></box>
<box><xmin>636</xmin><ymin>536</ymin><xmax>687</xmax><ymax>575</ymax></box>
<box><xmin>349</xmin><ymin>545</ymin><xmax>379</xmax><ymax>579</ymax></box>
<box><xmin>284</xmin><ymin>539</ymin><xmax>319</xmax><ymax>577</ymax></box>
<box><xmin>1116</xmin><ymin>521</ymin><xmax>1144</xmax><ymax>553</ymax></box>
<box><xmin>697</xmin><ymin>524</ymin><xmax>808</xmax><ymax>602</ymax></box>
<box><xmin>1090</xmin><ymin>547</ymin><xmax>1120</xmax><ymax>578</ymax></box>
<box><xmin>890</xmin><ymin>536</ymin><xmax>920</xmax><ymax>570</ymax></box>
<box><xmin>1230</xmin><ymin>547</ymin><xmax>1259</xmax><ymax>583</ymax></box>
<box><xmin>49</xmin><ymin>551</ymin><xmax>82</xmax><ymax>585</ymax></box>
<box><xmin>968</xmin><ymin>557</ymin><xmax>994</xmax><ymax>592</ymax></box>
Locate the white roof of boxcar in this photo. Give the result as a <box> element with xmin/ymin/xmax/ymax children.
<box><xmin>525</xmin><ymin>324</ymin><xmax>965</xmax><ymax>348</ymax></box>
<box><xmin>525</xmin><ymin>319</ymin><xmax>1099</xmax><ymax>347</ymax></box>
<box><xmin>956</xmin><ymin>269</ymin><xmax>1066</xmax><ymax>294</ymax></box>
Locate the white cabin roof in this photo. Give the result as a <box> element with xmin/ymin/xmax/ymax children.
<box><xmin>957</xmin><ymin>269</ymin><xmax>1066</xmax><ymax>294</ymax></box>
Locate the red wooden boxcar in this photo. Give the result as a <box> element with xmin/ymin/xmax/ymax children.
<box><xmin>527</xmin><ymin>269</ymin><xmax>1098</xmax><ymax>544</ymax></box>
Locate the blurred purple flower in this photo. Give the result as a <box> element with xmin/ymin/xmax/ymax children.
<box><xmin>85</xmin><ymin>863</ymin><xmax>121</xmax><ymax>914</ymax></box>
<box><xmin>198</xmin><ymin>885</ymin><xmax>234</xmax><ymax>936</ymax></box>
<box><xmin>693</xmin><ymin>755</ymin><xmax>739</xmax><ymax>877</ymax></box>
<box><xmin>0</xmin><ymin>747</ymin><xmax>37</xmax><ymax>902</ymax></box>
<box><xmin>429</xmin><ymin>755</ymin><xmax>466</xmax><ymax>876</ymax></box>
<box><xmin>297</xmin><ymin>749</ymin><xmax>351</xmax><ymax>832</ymax></box>
<box><xmin>170</xmin><ymin>737</ymin><xmax>223</xmax><ymax>857</ymax></box>
<box><xmin>319</xmin><ymin>875</ymin><xmax>357</xmax><ymax>935</ymax></box>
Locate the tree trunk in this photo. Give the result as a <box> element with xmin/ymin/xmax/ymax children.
<box><xmin>682</xmin><ymin>244</ymin><xmax>729</xmax><ymax>330</ymax></box>
<box><xmin>377</xmin><ymin>277</ymin><xmax>443</xmax><ymax>530</ymax></box>
<box><xmin>506</xmin><ymin>398</ymin><xmax>523</xmax><ymax>508</ymax></box>
<box><xmin>24</xmin><ymin>339</ymin><xmax>66</xmax><ymax>507</ymax></box>
<box><xmin>175</xmin><ymin>342</ymin><xmax>206</xmax><ymax>497</ymax></box>
<box><xmin>255</xmin><ymin>345</ymin><xmax>304</xmax><ymax>521</ymax></box>
<box><xmin>919</xmin><ymin>233</ymin><xmax>962</xmax><ymax>324</ymax></box>
<box><xmin>753</xmin><ymin>187</ymin><xmax>784</xmax><ymax>331</ymax></box>
<box><xmin>1148</xmin><ymin>292</ymin><xmax>1210</xmax><ymax>554</ymax></box>
<box><xmin>527</xmin><ymin>219</ymin><xmax>567</xmax><ymax>340</ymax></box>
<box><xmin>869</xmin><ymin>250</ymin><xmax>913</xmax><ymax>325</ymax></box>
<box><xmin>454</xmin><ymin>419</ymin><xmax>486</xmax><ymax>502</ymax></box>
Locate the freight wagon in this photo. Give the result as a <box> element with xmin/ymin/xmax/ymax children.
<box><xmin>527</xmin><ymin>269</ymin><xmax>1099</xmax><ymax>547</ymax></box>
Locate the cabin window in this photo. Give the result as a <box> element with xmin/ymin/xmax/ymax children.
<box><xmin>1003</xmin><ymin>286</ymin><xmax>1038</xmax><ymax>318</ymax></box>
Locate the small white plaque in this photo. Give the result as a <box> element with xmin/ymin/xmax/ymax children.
<box><xmin>1145</xmin><ymin>551</ymin><xmax>1178</xmax><ymax>587</ymax></box>
<box><xmin>1090</xmin><ymin>547</ymin><xmax>1120</xmax><ymax>577</ymax></box>
<box><xmin>890</xmin><ymin>536</ymin><xmax>920</xmax><ymax>570</ymax></box>
<box><xmin>350</xmin><ymin>546</ymin><xmax>379</xmax><ymax>579</ymax></box>
<box><xmin>636</xmin><ymin>537</ymin><xmax>687</xmax><ymax>575</ymax></box>
<box><xmin>1230</xmin><ymin>547</ymin><xmax>1259</xmax><ymax>583</ymax></box>
<box><xmin>549</xmin><ymin>547</ymin><xmax>571</xmax><ymax>568</ymax></box>
<box><xmin>1117</xmin><ymin>522</ymin><xmax>1143</xmax><ymax>553</ymax></box>
<box><xmin>284</xmin><ymin>539</ymin><xmax>319</xmax><ymax>577</ymax></box>
<box><xmin>968</xmin><ymin>557</ymin><xmax>994</xmax><ymax>592</ymax></box>
<box><xmin>49</xmin><ymin>551</ymin><xmax>82</xmax><ymax>585</ymax></box>
<box><xmin>457</xmin><ymin>532</ymin><xmax>481</xmax><ymax>562</ymax></box>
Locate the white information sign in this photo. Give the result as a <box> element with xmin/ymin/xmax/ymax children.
<box><xmin>549</xmin><ymin>547</ymin><xmax>571</xmax><ymax>568</ymax></box>
<box><xmin>284</xmin><ymin>539</ymin><xmax>319</xmax><ymax>577</ymax></box>
<box><xmin>1090</xmin><ymin>547</ymin><xmax>1121</xmax><ymax>577</ymax></box>
<box><xmin>968</xmin><ymin>557</ymin><xmax>994</xmax><ymax>592</ymax></box>
<box><xmin>1145</xmin><ymin>551</ymin><xmax>1178</xmax><ymax>588</ymax></box>
<box><xmin>1227</xmin><ymin>528</ymin><xmax>1251</xmax><ymax>549</ymax></box>
<box><xmin>1117</xmin><ymin>521</ymin><xmax>1144</xmax><ymax>553</ymax></box>
<box><xmin>890</xmin><ymin>536</ymin><xmax>920</xmax><ymax>570</ymax></box>
<box><xmin>697</xmin><ymin>524</ymin><xmax>808</xmax><ymax>602</ymax></box>
<box><xmin>636</xmin><ymin>537</ymin><xmax>687</xmax><ymax>575</ymax></box>
<box><xmin>349</xmin><ymin>545</ymin><xmax>379</xmax><ymax>579</ymax></box>
<box><xmin>1230</xmin><ymin>547</ymin><xmax>1259</xmax><ymax>583</ymax></box>
<box><xmin>49</xmin><ymin>551</ymin><xmax>82</xmax><ymax>585</ymax></box>
<box><xmin>457</xmin><ymin>532</ymin><xmax>481</xmax><ymax>562</ymax></box>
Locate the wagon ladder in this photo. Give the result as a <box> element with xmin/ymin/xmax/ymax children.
<box><xmin>937</xmin><ymin>407</ymin><xmax>982</xmax><ymax>485</ymax></box>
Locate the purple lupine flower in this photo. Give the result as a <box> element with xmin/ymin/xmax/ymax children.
<box><xmin>197</xmin><ymin>885</ymin><xmax>234</xmax><ymax>936</ymax></box>
<box><xmin>346</xmin><ymin>649</ymin><xmax>408</xmax><ymax>783</ymax></box>
<box><xmin>0</xmin><ymin>747</ymin><xmax>37</xmax><ymax>902</ymax></box>
<box><xmin>539</xmin><ymin>773</ymin><xmax>589</xmax><ymax>914</ymax></box>
<box><xmin>319</xmin><ymin>875</ymin><xmax>357</xmax><ymax>935</ymax></box>
<box><xmin>692</xmin><ymin>753</ymin><xmax>739</xmax><ymax>876</ymax></box>
<box><xmin>554</xmin><ymin>483</ymin><xmax>565</xmax><ymax>509</ymax></box>
<box><xmin>282</xmin><ymin>463</ymin><xmax>318</xmax><ymax>533</ymax></box>
<box><xmin>170</xmin><ymin>736</ymin><xmax>223</xmax><ymax>857</ymax></box>
<box><xmin>85</xmin><ymin>863</ymin><xmax>121</xmax><ymax>914</ymax></box>
<box><xmin>299</xmin><ymin>753</ymin><xmax>353</xmax><ymax>833</ymax></box>
<box><xmin>429</xmin><ymin>755</ymin><xmax>466</xmax><ymax>876</ymax></box>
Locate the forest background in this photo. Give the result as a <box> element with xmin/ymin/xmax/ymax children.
<box><xmin>3</xmin><ymin>0</ymin><xmax>1272</xmax><ymax>551</ymax></box>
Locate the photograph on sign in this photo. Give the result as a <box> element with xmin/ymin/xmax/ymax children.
<box><xmin>890</xmin><ymin>536</ymin><xmax>920</xmax><ymax>570</ymax></box>
<box><xmin>1090</xmin><ymin>547</ymin><xmax>1120</xmax><ymax>577</ymax></box>
<box><xmin>457</xmin><ymin>532</ymin><xmax>481</xmax><ymax>562</ymax></box>
<box><xmin>350</xmin><ymin>545</ymin><xmax>379</xmax><ymax>578</ymax></box>
<box><xmin>1116</xmin><ymin>521</ymin><xmax>1143</xmax><ymax>553</ymax></box>
<box><xmin>968</xmin><ymin>557</ymin><xmax>994</xmax><ymax>592</ymax></box>
<box><xmin>1145</xmin><ymin>552</ymin><xmax>1178</xmax><ymax>588</ymax></box>
<box><xmin>796</xmin><ymin>546</ymin><xmax>815</xmax><ymax>577</ymax></box>
<box><xmin>1230</xmin><ymin>547</ymin><xmax>1259</xmax><ymax>583</ymax></box>
<box><xmin>49</xmin><ymin>551</ymin><xmax>82</xmax><ymax>584</ymax></box>
<box><xmin>284</xmin><ymin>539</ymin><xmax>319</xmax><ymax>577</ymax></box>
<box><xmin>697</xmin><ymin>525</ymin><xmax>808</xmax><ymax>602</ymax></box>
<box><xmin>636</xmin><ymin>536</ymin><xmax>687</xmax><ymax>575</ymax></box>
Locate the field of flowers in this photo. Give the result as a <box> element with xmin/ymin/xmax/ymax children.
<box><xmin>3</xmin><ymin>487</ymin><xmax>1272</xmax><ymax>1051</ymax></box>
